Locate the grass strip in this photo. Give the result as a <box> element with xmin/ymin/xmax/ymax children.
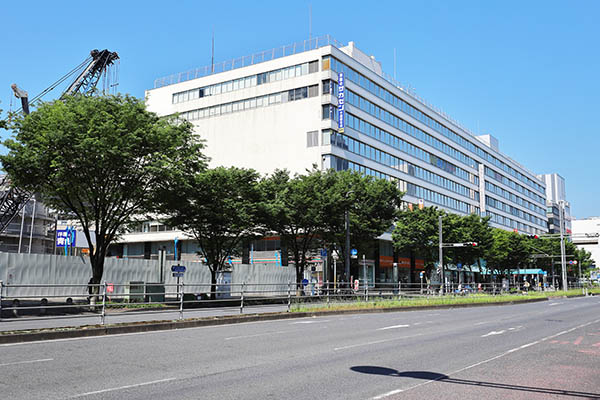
<box><xmin>291</xmin><ymin>289</ymin><xmax>595</xmax><ymax>313</ymax></box>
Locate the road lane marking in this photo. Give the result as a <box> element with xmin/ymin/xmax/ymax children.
<box><xmin>0</xmin><ymin>358</ymin><xmax>53</xmax><ymax>367</ymax></box>
<box><xmin>377</xmin><ymin>324</ymin><xmax>410</xmax><ymax>331</ymax></box>
<box><xmin>474</xmin><ymin>321</ymin><xmax>492</xmax><ymax>326</ymax></box>
<box><xmin>225</xmin><ymin>330</ymin><xmax>290</xmax><ymax>340</ymax></box>
<box><xmin>549</xmin><ymin>302</ymin><xmax>563</xmax><ymax>306</ymax></box>
<box><xmin>69</xmin><ymin>378</ymin><xmax>176</xmax><ymax>398</ymax></box>
<box><xmin>481</xmin><ymin>330</ymin><xmax>506</xmax><ymax>337</ymax></box>
<box><xmin>290</xmin><ymin>320</ymin><xmax>330</xmax><ymax>324</ymax></box>
<box><xmin>371</xmin><ymin>317</ymin><xmax>600</xmax><ymax>399</ymax></box>
<box><xmin>573</xmin><ymin>336</ymin><xmax>584</xmax><ymax>345</ymax></box>
<box><xmin>334</xmin><ymin>333</ymin><xmax>423</xmax><ymax>351</ymax></box>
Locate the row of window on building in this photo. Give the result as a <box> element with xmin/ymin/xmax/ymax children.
<box><xmin>172</xmin><ymin>60</ymin><xmax>319</xmax><ymax>104</ymax></box>
<box><xmin>179</xmin><ymin>85</ymin><xmax>319</xmax><ymax>122</ymax></box>
<box><xmin>328</xmin><ymin>131</ymin><xmax>478</xmax><ymax>201</ymax></box>
<box><xmin>324</xmin><ymin>55</ymin><xmax>545</xmax><ymax>195</ymax></box>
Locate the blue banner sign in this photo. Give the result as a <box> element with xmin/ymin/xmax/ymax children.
<box><xmin>56</xmin><ymin>229</ymin><xmax>76</xmax><ymax>247</ymax></box>
<box><xmin>337</xmin><ymin>72</ymin><xmax>345</xmax><ymax>132</ymax></box>
<box><xmin>171</xmin><ymin>265</ymin><xmax>186</xmax><ymax>273</ymax></box>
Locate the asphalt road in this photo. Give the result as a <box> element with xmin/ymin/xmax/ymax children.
<box><xmin>1</xmin><ymin>296</ymin><xmax>599</xmax><ymax>399</ymax></box>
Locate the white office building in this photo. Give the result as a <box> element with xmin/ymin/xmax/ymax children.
<box><xmin>116</xmin><ymin>36</ymin><xmax>549</xmax><ymax>279</ymax></box>
<box><xmin>538</xmin><ymin>173</ymin><xmax>572</xmax><ymax>234</ymax></box>
<box><xmin>571</xmin><ymin>217</ymin><xmax>600</xmax><ymax>268</ymax></box>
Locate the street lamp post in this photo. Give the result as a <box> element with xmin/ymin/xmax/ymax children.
<box><xmin>344</xmin><ymin>190</ymin><xmax>354</xmax><ymax>282</ymax></box>
<box><xmin>438</xmin><ymin>215</ymin><xmax>444</xmax><ymax>295</ymax></box>
<box><xmin>559</xmin><ymin>200</ymin><xmax>567</xmax><ymax>291</ymax></box>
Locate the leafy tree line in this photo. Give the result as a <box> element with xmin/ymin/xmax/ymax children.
<box><xmin>392</xmin><ymin>205</ymin><xmax>594</xmax><ymax>281</ymax></box>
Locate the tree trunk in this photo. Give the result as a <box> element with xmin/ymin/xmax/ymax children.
<box><xmin>209</xmin><ymin>268</ymin><xmax>217</xmax><ymax>301</ymax></box>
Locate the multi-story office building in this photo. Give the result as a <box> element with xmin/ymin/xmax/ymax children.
<box><xmin>538</xmin><ymin>173</ymin><xmax>572</xmax><ymax>234</ymax></box>
<box><xmin>116</xmin><ymin>36</ymin><xmax>549</xmax><ymax>282</ymax></box>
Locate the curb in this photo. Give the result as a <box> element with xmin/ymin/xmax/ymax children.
<box><xmin>0</xmin><ymin>297</ymin><xmax>548</xmax><ymax>344</ymax></box>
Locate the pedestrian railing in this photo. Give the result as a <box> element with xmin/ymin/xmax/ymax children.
<box><xmin>0</xmin><ymin>280</ymin><xmax>593</xmax><ymax>326</ymax></box>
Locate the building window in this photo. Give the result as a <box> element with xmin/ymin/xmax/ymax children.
<box><xmin>308</xmin><ymin>85</ymin><xmax>318</xmax><ymax>98</ymax></box>
<box><xmin>307</xmin><ymin>131</ymin><xmax>319</xmax><ymax>147</ymax></box>
<box><xmin>309</xmin><ymin>60</ymin><xmax>319</xmax><ymax>73</ymax></box>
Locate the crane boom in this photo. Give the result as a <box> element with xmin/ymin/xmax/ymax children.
<box><xmin>1</xmin><ymin>49</ymin><xmax>120</xmax><ymax>238</ymax></box>
<box><xmin>61</xmin><ymin>49</ymin><xmax>119</xmax><ymax>98</ymax></box>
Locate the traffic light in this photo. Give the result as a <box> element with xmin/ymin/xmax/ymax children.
<box><xmin>527</xmin><ymin>235</ymin><xmax>539</xmax><ymax>239</ymax></box>
<box><xmin>464</xmin><ymin>242</ymin><xmax>477</xmax><ymax>247</ymax></box>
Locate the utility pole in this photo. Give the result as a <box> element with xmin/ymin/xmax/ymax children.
<box><xmin>438</xmin><ymin>215</ymin><xmax>444</xmax><ymax>295</ymax></box>
<box><xmin>559</xmin><ymin>200</ymin><xmax>567</xmax><ymax>291</ymax></box>
<box><xmin>345</xmin><ymin>209</ymin><xmax>350</xmax><ymax>280</ymax></box>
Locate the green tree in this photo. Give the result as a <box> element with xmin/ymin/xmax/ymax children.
<box><xmin>392</xmin><ymin>206</ymin><xmax>443</xmax><ymax>278</ymax></box>
<box><xmin>320</xmin><ymin>169</ymin><xmax>403</xmax><ymax>278</ymax></box>
<box><xmin>1</xmin><ymin>94</ymin><xmax>206</xmax><ymax>289</ymax></box>
<box><xmin>260</xmin><ymin>169</ymin><xmax>324</xmax><ymax>284</ymax></box>
<box><xmin>160</xmin><ymin>167</ymin><xmax>264</xmax><ymax>299</ymax></box>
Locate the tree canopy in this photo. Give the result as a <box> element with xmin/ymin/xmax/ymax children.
<box><xmin>1</xmin><ymin>94</ymin><xmax>206</xmax><ymax>286</ymax></box>
<box><xmin>159</xmin><ymin>166</ymin><xmax>264</xmax><ymax>298</ymax></box>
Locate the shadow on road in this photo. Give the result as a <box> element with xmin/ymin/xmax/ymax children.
<box><xmin>350</xmin><ymin>366</ymin><xmax>600</xmax><ymax>399</ymax></box>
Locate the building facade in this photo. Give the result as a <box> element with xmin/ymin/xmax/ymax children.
<box><xmin>538</xmin><ymin>173</ymin><xmax>572</xmax><ymax>234</ymax></box>
<box><xmin>571</xmin><ymin>217</ymin><xmax>600</xmax><ymax>268</ymax></box>
<box><xmin>117</xmin><ymin>36</ymin><xmax>549</xmax><ymax>282</ymax></box>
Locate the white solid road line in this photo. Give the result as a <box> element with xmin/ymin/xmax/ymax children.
<box><xmin>290</xmin><ymin>320</ymin><xmax>330</xmax><ymax>324</ymax></box>
<box><xmin>376</xmin><ymin>324</ymin><xmax>410</xmax><ymax>331</ymax></box>
<box><xmin>69</xmin><ymin>378</ymin><xmax>177</xmax><ymax>398</ymax></box>
<box><xmin>334</xmin><ymin>333</ymin><xmax>423</xmax><ymax>351</ymax></box>
<box><xmin>0</xmin><ymin>358</ymin><xmax>53</xmax><ymax>367</ymax></box>
<box><xmin>481</xmin><ymin>330</ymin><xmax>506</xmax><ymax>337</ymax></box>
<box><xmin>371</xmin><ymin>317</ymin><xmax>600</xmax><ymax>399</ymax></box>
<box><xmin>224</xmin><ymin>330</ymin><xmax>291</xmax><ymax>341</ymax></box>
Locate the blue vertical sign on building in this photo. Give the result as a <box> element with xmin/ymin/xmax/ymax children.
<box><xmin>337</xmin><ymin>72</ymin><xmax>345</xmax><ymax>133</ymax></box>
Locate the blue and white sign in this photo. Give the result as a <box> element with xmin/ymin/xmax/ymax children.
<box><xmin>457</xmin><ymin>263</ymin><xmax>463</xmax><ymax>270</ymax></box>
<box><xmin>337</xmin><ymin>72</ymin><xmax>345</xmax><ymax>133</ymax></box>
<box><xmin>320</xmin><ymin>249</ymin><xmax>327</xmax><ymax>257</ymax></box>
<box><xmin>419</xmin><ymin>271</ymin><xmax>424</xmax><ymax>279</ymax></box>
<box><xmin>351</xmin><ymin>248</ymin><xmax>358</xmax><ymax>256</ymax></box>
<box><xmin>171</xmin><ymin>265</ymin><xmax>186</xmax><ymax>273</ymax></box>
<box><xmin>56</xmin><ymin>229</ymin><xmax>76</xmax><ymax>247</ymax></box>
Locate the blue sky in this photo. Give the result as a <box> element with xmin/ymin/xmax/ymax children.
<box><xmin>1</xmin><ymin>0</ymin><xmax>598</xmax><ymax>218</ymax></box>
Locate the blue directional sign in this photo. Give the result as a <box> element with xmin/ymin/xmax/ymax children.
<box><xmin>171</xmin><ymin>265</ymin><xmax>186</xmax><ymax>273</ymax></box>
<box><xmin>172</xmin><ymin>272</ymin><xmax>184</xmax><ymax>278</ymax></box>
<box><xmin>457</xmin><ymin>263</ymin><xmax>463</xmax><ymax>270</ymax></box>
<box><xmin>302</xmin><ymin>278</ymin><xmax>309</xmax><ymax>287</ymax></box>
<box><xmin>351</xmin><ymin>248</ymin><xmax>358</xmax><ymax>256</ymax></box>
<box><xmin>320</xmin><ymin>249</ymin><xmax>327</xmax><ymax>257</ymax></box>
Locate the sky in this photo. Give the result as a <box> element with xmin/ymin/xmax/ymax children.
<box><xmin>1</xmin><ymin>0</ymin><xmax>598</xmax><ymax>218</ymax></box>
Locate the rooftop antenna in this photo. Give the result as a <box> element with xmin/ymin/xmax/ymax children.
<box><xmin>211</xmin><ymin>30</ymin><xmax>215</xmax><ymax>74</ymax></box>
<box><xmin>309</xmin><ymin>4</ymin><xmax>312</xmax><ymax>42</ymax></box>
<box><xmin>393</xmin><ymin>48</ymin><xmax>397</xmax><ymax>81</ymax></box>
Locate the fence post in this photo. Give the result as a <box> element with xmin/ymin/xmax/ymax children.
<box><xmin>287</xmin><ymin>280</ymin><xmax>291</xmax><ymax>312</ymax></box>
<box><xmin>398</xmin><ymin>280</ymin><xmax>402</xmax><ymax>299</ymax></box>
<box><xmin>326</xmin><ymin>280</ymin><xmax>330</xmax><ymax>308</ymax></box>
<box><xmin>179</xmin><ymin>282</ymin><xmax>184</xmax><ymax>320</ymax></box>
<box><xmin>240</xmin><ymin>282</ymin><xmax>245</xmax><ymax>314</ymax></box>
<box><xmin>365</xmin><ymin>282</ymin><xmax>368</xmax><ymax>302</ymax></box>
<box><xmin>0</xmin><ymin>280</ymin><xmax>3</xmax><ymax>322</ymax></box>
<box><xmin>101</xmin><ymin>281</ymin><xmax>107</xmax><ymax>325</ymax></box>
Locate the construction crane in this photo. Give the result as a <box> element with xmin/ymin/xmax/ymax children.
<box><xmin>0</xmin><ymin>49</ymin><xmax>119</xmax><ymax>235</ymax></box>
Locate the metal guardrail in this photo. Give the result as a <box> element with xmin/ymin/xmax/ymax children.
<box><xmin>0</xmin><ymin>280</ymin><xmax>593</xmax><ymax>326</ymax></box>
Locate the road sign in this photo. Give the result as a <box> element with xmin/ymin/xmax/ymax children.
<box><xmin>171</xmin><ymin>265</ymin><xmax>186</xmax><ymax>273</ymax></box>
<box><xmin>457</xmin><ymin>263</ymin><xmax>462</xmax><ymax>270</ymax></box>
<box><xmin>320</xmin><ymin>249</ymin><xmax>327</xmax><ymax>257</ymax></box>
<box><xmin>354</xmin><ymin>279</ymin><xmax>359</xmax><ymax>290</ymax></box>
<box><xmin>302</xmin><ymin>278</ymin><xmax>309</xmax><ymax>287</ymax></box>
<box><xmin>56</xmin><ymin>229</ymin><xmax>76</xmax><ymax>247</ymax></box>
<box><xmin>172</xmin><ymin>272</ymin><xmax>184</xmax><ymax>278</ymax></box>
<box><xmin>106</xmin><ymin>283</ymin><xmax>114</xmax><ymax>293</ymax></box>
<box><xmin>351</xmin><ymin>248</ymin><xmax>358</xmax><ymax>259</ymax></box>
<box><xmin>419</xmin><ymin>271</ymin><xmax>424</xmax><ymax>279</ymax></box>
